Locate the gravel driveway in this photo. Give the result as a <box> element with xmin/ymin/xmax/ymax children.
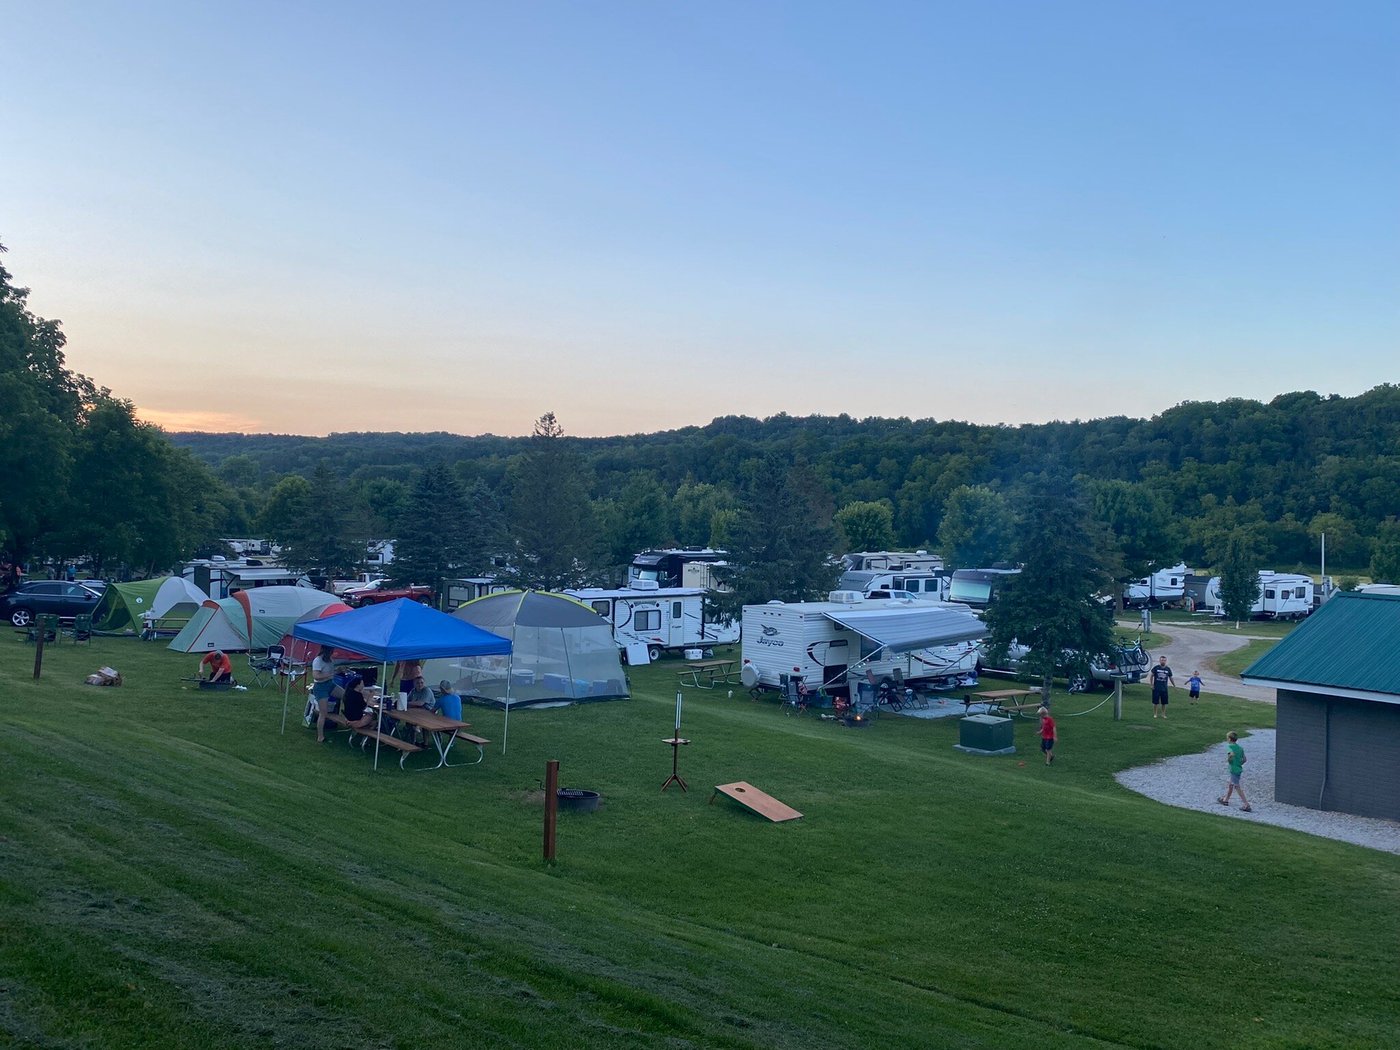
<box><xmin>1116</xmin><ymin>729</ymin><xmax>1400</xmax><ymax>855</ymax></box>
<box><xmin>1140</xmin><ymin>623</ymin><xmax>1277</xmax><ymax>703</ymax></box>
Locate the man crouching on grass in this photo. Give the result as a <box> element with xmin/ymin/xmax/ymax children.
<box><xmin>1038</xmin><ymin>706</ymin><xmax>1056</xmax><ymax>765</ymax></box>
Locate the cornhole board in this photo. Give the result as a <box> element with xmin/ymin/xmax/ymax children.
<box><xmin>711</xmin><ymin>781</ymin><xmax>802</xmax><ymax>822</ymax></box>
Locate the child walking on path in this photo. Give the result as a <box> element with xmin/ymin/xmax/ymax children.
<box><xmin>1039</xmin><ymin>706</ymin><xmax>1057</xmax><ymax>765</ymax></box>
<box><xmin>1218</xmin><ymin>731</ymin><xmax>1252</xmax><ymax>811</ymax></box>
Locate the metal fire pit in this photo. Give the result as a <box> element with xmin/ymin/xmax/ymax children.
<box><xmin>557</xmin><ymin>788</ymin><xmax>602</xmax><ymax>813</ymax></box>
<box><xmin>843</xmin><ymin>714</ymin><xmax>870</xmax><ymax>729</ymax></box>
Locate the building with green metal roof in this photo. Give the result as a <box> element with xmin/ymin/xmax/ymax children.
<box><xmin>1242</xmin><ymin>591</ymin><xmax>1400</xmax><ymax>821</ymax></box>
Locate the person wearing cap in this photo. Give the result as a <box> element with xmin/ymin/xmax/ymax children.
<box><xmin>433</xmin><ymin>679</ymin><xmax>463</xmax><ymax>721</ymax></box>
<box><xmin>199</xmin><ymin>649</ymin><xmax>233</xmax><ymax>684</ymax></box>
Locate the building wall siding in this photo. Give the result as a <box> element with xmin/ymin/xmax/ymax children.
<box><xmin>1276</xmin><ymin>690</ymin><xmax>1400</xmax><ymax>821</ymax></box>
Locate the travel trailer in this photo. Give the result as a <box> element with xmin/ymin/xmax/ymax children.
<box><xmin>840</xmin><ymin>551</ymin><xmax>945</xmax><ymax>573</ymax></box>
<box><xmin>627</xmin><ymin>548</ymin><xmax>727</xmax><ymax>590</ymax></box>
<box><xmin>1122</xmin><ymin>563</ymin><xmax>1189</xmax><ymax>608</ymax></box>
<box><xmin>181</xmin><ymin>558</ymin><xmax>312</xmax><ymax>600</ymax></box>
<box><xmin>1211</xmin><ymin>571</ymin><xmax>1315</xmax><ymax>620</ymax></box>
<box><xmin>442</xmin><ymin>576</ymin><xmax>511</xmax><ymax>611</ymax></box>
<box><xmin>837</xmin><ymin>568</ymin><xmax>949</xmax><ymax>602</ymax></box>
<box><xmin>947</xmin><ymin>567</ymin><xmax>1020</xmax><ymax>610</ymax></box>
<box><xmin>566</xmin><ymin>583</ymin><xmax>738</xmax><ymax>663</ymax></box>
<box><xmin>739</xmin><ymin>592</ymin><xmax>985</xmax><ymax>695</ymax></box>
<box><xmin>1183</xmin><ymin>572</ymin><xmax>1221</xmax><ymax>612</ymax></box>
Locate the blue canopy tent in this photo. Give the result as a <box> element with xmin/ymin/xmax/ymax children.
<box><xmin>287</xmin><ymin>598</ymin><xmax>511</xmax><ymax>769</ymax></box>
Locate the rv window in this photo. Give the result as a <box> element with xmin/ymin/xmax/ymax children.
<box><xmin>636</xmin><ymin>609</ymin><xmax>660</xmax><ymax>632</ymax></box>
<box><xmin>892</xmin><ymin>578</ymin><xmax>904</xmax><ymax>590</ymax></box>
<box><xmin>590</xmin><ymin>601</ymin><xmax>610</xmax><ymax>618</ymax></box>
<box><xmin>949</xmin><ymin>580</ymin><xmax>992</xmax><ymax>604</ymax></box>
<box><xmin>1295</xmin><ymin>587</ymin><xmax>1306</xmax><ymax>599</ymax></box>
<box><xmin>672</xmin><ymin>601</ymin><xmax>682</xmax><ymax>618</ymax></box>
<box><xmin>1265</xmin><ymin>589</ymin><xmax>1276</xmax><ymax>599</ymax></box>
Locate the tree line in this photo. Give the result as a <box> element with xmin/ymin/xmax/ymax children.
<box><xmin>5</xmin><ymin>238</ymin><xmax>1399</xmax><ymax>590</ymax></box>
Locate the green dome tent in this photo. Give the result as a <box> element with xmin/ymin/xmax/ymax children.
<box><xmin>92</xmin><ymin>576</ymin><xmax>209</xmax><ymax>634</ymax></box>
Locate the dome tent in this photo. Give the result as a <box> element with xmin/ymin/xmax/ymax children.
<box><xmin>92</xmin><ymin>575</ymin><xmax>208</xmax><ymax>634</ymax></box>
<box><xmin>423</xmin><ymin>591</ymin><xmax>628</xmax><ymax>710</ymax></box>
<box><xmin>168</xmin><ymin>586</ymin><xmax>340</xmax><ymax>653</ymax></box>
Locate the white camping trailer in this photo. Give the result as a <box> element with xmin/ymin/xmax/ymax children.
<box><xmin>1122</xmin><ymin>562</ymin><xmax>1189</xmax><ymax>608</ymax></box>
<box><xmin>565</xmin><ymin>583</ymin><xmax>738</xmax><ymax>663</ymax></box>
<box><xmin>840</xmin><ymin>551</ymin><xmax>945</xmax><ymax>573</ymax></box>
<box><xmin>837</xmin><ymin>568</ymin><xmax>949</xmax><ymax>602</ymax></box>
<box><xmin>947</xmin><ymin>567</ymin><xmax>1020</xmax><ymax>610</ymax></box>
<box><xmin>739</xmin><ymin>593</ymin><xmax>985</xmax><ymax>694</ymax></box>
<box><xmin>1210</xmin><ymin>571</ymin><xmax>1314</xmax><ymax>620</ymax></box>
<box><xmin>626</xmin><ymin>548</ymin><xmax>727</xmax><ymax>590</ymax></box>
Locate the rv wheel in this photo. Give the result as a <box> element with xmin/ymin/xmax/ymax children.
<box><xmin>648</xmin><ymin>646</ymin><xmax>663</xmax><ymax>662</ymax></box>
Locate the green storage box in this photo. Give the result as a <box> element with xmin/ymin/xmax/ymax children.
<box><xmin>957</xmin><ymin>714</ymin><xmax>1015</xmax><ymax>755</ymax></box>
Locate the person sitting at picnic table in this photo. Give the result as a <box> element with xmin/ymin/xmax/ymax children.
<box><xmin>199</xmin><ymin>649</ymin><xmax>233</xmax><ymax>684</ymax></box>
<box><xmin>340</xmin><ymin>675</ymin><xmax>376</xmax><ymax>731</ymax></box>
<box><xmin>405</xmin><ymin>675</ymin><xmax>435</xmax><ymax>709</ymax></box>
<box><xmin>434</xmin><ymin>679</ymin><xmax>463</xmax><ymax>721</ymax></box>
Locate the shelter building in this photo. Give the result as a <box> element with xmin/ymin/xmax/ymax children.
<box><xmin>1242</xmin><ymin>591</ymin><xmax>1400</xmax><ymax>821</ymax></box>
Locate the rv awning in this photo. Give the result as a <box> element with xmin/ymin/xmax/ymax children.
<box><xmin>823</xmin><ymin>604</ymin><xmax>985</xmax><ymax>652</ymax></box>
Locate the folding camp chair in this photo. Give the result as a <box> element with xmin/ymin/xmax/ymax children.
<box><xmin>69</xmin><ymin>613</ymin><xmax>93</xmax><ymax>646</ymax></box>
<box><xmin>779</xmin><ymin>673</ymin><xmax>807</xmax><ymax>716</ymax></box>
<box><xmin>249</xmin><ymin>644</ymin><xmax>285</xmax><ymax>687</ymax></box>
<box><xmin>25</xmin><ymin>614</ymin><xmax>60</xmax><ymax>644</ymax></box>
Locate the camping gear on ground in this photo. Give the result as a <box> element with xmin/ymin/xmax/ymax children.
<box><xmin>85</xmin><ymin>666</ymin><xmax>122</xmax><ymax>686</ymax></box>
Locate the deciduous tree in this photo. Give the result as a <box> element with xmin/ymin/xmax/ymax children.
<box><xmin>834</xmin><ymin>500</ymin><xmax>895</xmax><ymax>553</ymax></box>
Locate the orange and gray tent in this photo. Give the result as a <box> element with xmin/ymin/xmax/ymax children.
<box><xmin>168</xmin><ymin>586</ymin><xmax>340</xmax><ymax>653</ymax></box>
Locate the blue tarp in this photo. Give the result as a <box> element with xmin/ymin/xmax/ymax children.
<box><xmin>290</xmin><ymin>597</ymin><xmax>511</xmax><ymax>661</ymax></box>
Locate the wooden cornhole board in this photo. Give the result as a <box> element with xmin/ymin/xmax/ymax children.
<box><xmin>711</xmin><ymin>781</ymin><xmax>802</xmax><ymax>822</ymax></box>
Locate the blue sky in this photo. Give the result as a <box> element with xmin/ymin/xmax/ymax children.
<box><xmin>3</xmin><ymin>2</ymin><xmax>1396</xmax><ymax>437</ymax></box>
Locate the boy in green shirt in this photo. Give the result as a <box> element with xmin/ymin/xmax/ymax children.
<box><xmin>1217</xmin><ymin>731</ymin><xmax>1252</xmax><ymax>812</ymax></box>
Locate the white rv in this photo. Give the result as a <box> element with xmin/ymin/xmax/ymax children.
<box><xmin>841</xmin><ymin>551</ymin><xmax>945</xmax><ymax>573</ymax></box>
<box><xmin>739</xmin><ymin>593</ymin><xmax>985</xmax><ymax>694</ymax></box>
<box><xmin>1122</xmin><ymin>563</ymin><xmax>1189</xmax><ymax>608</ymax></box>
<box><xmin>837</xmin><ymin>568</ymin><xmax>949</xmax><ymax>602</ymax></box>
<box><xmin>627</xmin><ymin>549</ymin><xmax>727</xmax><ymax>591</ymax></box>
<box><xmin>566</xmin><ymin>584</ymin><xmax>738</xmax><ymax>663</ymax></box>
<box><xmin>1211</xmin><ymin>571</ymin><xmax>1314</xmax><ymax>620</ymax></box>
<box><xmin>182</xmin><ymin>558</ymin><xmax>312</xmax><ymax>599</ymax></box>
<box><xmin>947</xmin><ymin>567</ymin><xmax>1020</xmax><ymax>610</ymax></box>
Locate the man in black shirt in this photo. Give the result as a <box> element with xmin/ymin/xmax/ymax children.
<box><xmin>1150</xmin><ymin>656</ymin><xmax>1174</xmax><ymax>719</ymax></box>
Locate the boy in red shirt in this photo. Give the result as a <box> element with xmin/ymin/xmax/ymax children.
<box><xmin>1038</xmin><ymin>705</ymin><xmax>1057</xmax><ymax>765</ymax></box>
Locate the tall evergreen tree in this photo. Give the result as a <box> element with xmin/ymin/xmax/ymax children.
<box><xmin>713</xmin><ymin>457</ymin><xmax>839</xmax><ymax>617</ymax></box>
<box><xmin>983</xmin><ymin>472</ymin><xmax>1118</xmax><ymax>697</ymax></box>
<box><xmin>391</xmin><ymin>464</ymin><xmax>477</xmax><ymax>588</ymax></box>
<box><xmin>507</xmin><ymin>412</ymin><xmax>597</xmax><ymax>590</ymax></box>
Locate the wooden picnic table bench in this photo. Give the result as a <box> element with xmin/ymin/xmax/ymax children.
<box><xmin>963</xmin><ymin>688</ymin><xmax>1041</xmax><ymax>715</ymax></box>
<box><xmin>352</xmin><ymin>727</ymin><xmax>423</xmax><ymax>769</ymax></box>
<box><xmin>678</xmin><ymin>658</ymin><xmax>737</xmax><ymax>689</ymax></box>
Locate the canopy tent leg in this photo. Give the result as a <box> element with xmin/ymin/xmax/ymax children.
<box><xmin>502</xmin><ymin>650</ymin><xmax>514</xmax><ymax>755</ymax></box>
<box><xmin>373</xmin><ymin>660</ymin><xmax>387</xmax><ymax>771</ymax></box>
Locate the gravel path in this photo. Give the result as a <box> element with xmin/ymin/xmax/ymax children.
<box><xmin>1136</xmin><ymin>623</ymin><xmax>1278</xmax><ymax>703</ymax></box>
<box><xmin>1115</xmin><ymin>729</ymin><xmax>1400</xmax><ymax>855</ymax></box>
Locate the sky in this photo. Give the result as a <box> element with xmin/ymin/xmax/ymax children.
<box><xmin>3</xmin><ymin>2</ymin><xmax>1397</xmax><ymax>438</ymax></box>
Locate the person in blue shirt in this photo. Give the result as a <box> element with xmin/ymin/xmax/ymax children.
<box><xmin>1187</xmin><ymin>671</ymin><xmax>1203</xmax><ymax>704</ymax></box>
<box><xmin>434</xmin><ymin>679</ymin><xmax>463</xmax><ymax>721</ymax></box>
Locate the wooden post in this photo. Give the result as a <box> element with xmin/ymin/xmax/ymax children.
<box><xmin>33</xmin><ymin>630</ymin><xmax>45</xmax><ymax>679</ymax></box>
<box><xmin>1113</xmin><ymin>678</ymin><xmax>1123</xmax><ymax>721</ymax></box>
<box><xmin>543</xmin><ymin>759</ymin><xmax>559</xmax><ymax>864</ymax></box>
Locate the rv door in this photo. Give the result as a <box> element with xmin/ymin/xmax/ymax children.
<box><xmin>668</xmin><ymin>599</ymin><xmax>686</xmax><ymax>648</ymax></box>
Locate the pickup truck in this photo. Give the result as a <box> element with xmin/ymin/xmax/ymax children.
<box><xmin>330</xmin><ymin>572</ymin><xmax>387</xmax><ymax>596</ymax></box>
<box><xmin>341</xmin><ymin>580</ymin><xmax>435</xmax><ymax>607</ymax></box>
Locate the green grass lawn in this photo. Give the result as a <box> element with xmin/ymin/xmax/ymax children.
<box><xmin>1214</xmin><ymin>639</ymin><xmax>1282</xmax><ymax>678</ymax></box>
<box><xmin>1141</xmin><ymin>611</ymin><xmax>1300</xmax><ymax>640</ymax></box>
<box><xmin>3</xmin><ymin>634</ymin><xmax>1398</xmax><ymax>1049</ymax></box>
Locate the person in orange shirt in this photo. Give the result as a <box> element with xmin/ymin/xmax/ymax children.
<box><xmin>199</xmin><ymin>649</ymin><xmax>233</xmax><ymax>684</ymax></box>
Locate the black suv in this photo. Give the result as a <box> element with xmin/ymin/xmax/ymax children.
<box><xmin>2</xmin><ymin>581</ymin><xmax>103</xmax><ymax>627</ymax></box>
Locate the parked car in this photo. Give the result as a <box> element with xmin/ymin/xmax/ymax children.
<box><xmin>341</xmin><ymin>580</ymin><xmax>435</xmax><ymax>607</ymax></box>
<box><xmin>2</xmin><ymin>581</ymin><xmax>104</xmax><ymax>626</ymax></box>
<box><xmin>978</xmin><ymin>639</ymin><xmax>1151</xmax><ymax>691</ymax></box>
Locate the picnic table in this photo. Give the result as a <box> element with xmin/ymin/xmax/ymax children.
<box><xmin>678</xmin><ymin>658</ymin><xmax>737</xmax><ymax>689</ymax></box>
<box><xmin>964</xmin><ymin>688</ymin><xmax>1042</xmax><ymax>715</ymax></box>
<box><xmin>384</xmin><ymin>707</ymin><xmax>488</xmax><ymax>768</ymax></box>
